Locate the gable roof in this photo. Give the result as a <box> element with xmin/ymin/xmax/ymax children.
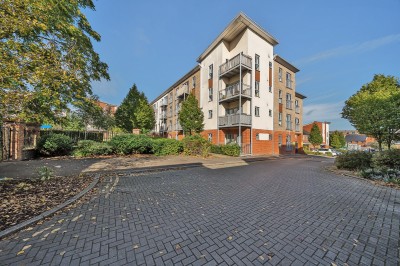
<box><xmin>345</xmin><ymin>134</ymin><xmax>367</xmax><ymax>143</ymax></box>
<box><xmin>274</xmin><ymin>55</ymin><xmax>300</xmax><ymax>73</ymax></box>
<box><xmin>197</xmin><ymin>12</ymin><xmax>279</xmax><ymax>62</ymax></box>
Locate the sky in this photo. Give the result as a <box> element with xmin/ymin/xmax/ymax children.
<box><xmin>85</xmin><ymin>0</ymin><xmax>400</xmax><ymax>130</ymax></box>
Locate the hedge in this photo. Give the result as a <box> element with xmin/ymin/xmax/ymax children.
<box><xmin>37</xmin><ymin>133</ymin><xmax>74</xmax><ymax>156</ymax></box>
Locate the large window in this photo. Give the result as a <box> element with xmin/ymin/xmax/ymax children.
<box><xmin>255</xmin><ymin>81</ymin><xmax>260</xmax><ymax>97</ymax></box>
<box><xmin>295</xmin><ymin>118</ymin><xmax>300</xmax><ymax>132</ymax></box>
<box><xmin>286</xmin><ymin>135</ymin><xmax>292</xmax><ymax>151</ymax></box>
<box><xmin>225</xmin><ymin>133</ymin><xmax>235</xmax><ymax>144</ymax></box>
<box><xmin>209</xmin><ymin>64</ymin><xmax>213</xmax><ymax>79</ymax></box>
<box><xmin>255</xmin><ymin>54</ymin><xmax>260</xmax><ymax>71</ymax></box>
<box><xmin>286</xmin><ymin>72</ymin><xmax>292</xmax><ymax>88</ymax></box>
<box><xmin>286</xmin><ymin>93</ymin><xmax>292</xmax><ymax>109</ymax></box>
<box><xmin>286</xmin><ymin>114</ymin><xmax>292</xmax><ymax>130</ymax></box>
<box><xmin>208</xmin><ymin>88</ymin><xmax>213</xmax><ymax>101</ymax></box>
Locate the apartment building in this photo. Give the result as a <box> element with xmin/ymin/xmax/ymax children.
<box><xmin>273</xmin><ymin>55</ymin><xmax>306</xmax><ymax>154</ymax></box>
<box><xmin>152</xmin><ymin>66</ymin><xmax>200</xmax><ymax>140</ymax></box>
<box><xmin>151</xmin><ymin>13</ymin><xmax>306</xmax><ymax>155</ymax></box>
<box><xmin>303</xmin><ymin>121</ymin><xmax>331</xmax><ymax>148</ymax></box>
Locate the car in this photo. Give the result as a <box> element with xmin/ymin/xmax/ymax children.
<box><xmin>317</xmin><ymin>148</ymin><xmax>337</xmax><ymax>156</ymax></box>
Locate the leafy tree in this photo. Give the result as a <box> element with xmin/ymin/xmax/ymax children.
<box><xmin>178</xmin><ymin>94</ymin><xmax>204</xmax><ymax>135</ymax></box>
<box><xmin>342</xmin><ymin>75</ymin><xmax>400</xmax><ymax>151</ymax></box>
<box><xmin>309</xmin><ymin>123</ymin><xmax>323</xmax><ymax>148</ymax></box>
<box><xmin>329</xmin><ymin>131</ymin><xmax>345</xmax><ymax>149</ymax></box>
<box><xmin>63</xmin><ymin>97</ymin><xmax>115</xmax><ymax>131</ymax></box>
<box><xmin>0</xmin><ymin>0</ymin><xmax>109</xmax><ymax>123</ymax></box>
<box><xmin>115</xmin><ymin>84</ymin><xmax>155</xmax><ymax>133</ymax></box>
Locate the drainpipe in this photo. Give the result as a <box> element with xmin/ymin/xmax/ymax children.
<box><xmin>239</xmin><ymin>53</ymin><xmax>242</xmax><ymax>153</ymax></box>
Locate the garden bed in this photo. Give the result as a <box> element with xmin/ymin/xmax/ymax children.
<box><xmin>0</xmin><ymin>175</ymin><xmax>94</xmax><ymax>231</ymax></box>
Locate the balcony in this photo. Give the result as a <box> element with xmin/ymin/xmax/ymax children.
<box><xmin>160</xmin><ymin>98</ymin><xmax>168</xmax><ymax>106</ymax></box>
<box><xmin>159</xmin><ymin>112</ymin><xmax>167</xmax><ymax>120</ymax></box>
<box><xmin>218</xmin><ymin>114</ymin><xmax>252</xmax><ymax>127</ymax></box>
<box><xmin>176</xmin><ymin>84</ymin><xmax>189</xmax><ymax>99</ymax></box>
<box><xmin>219</xmin><ymin>53</ymin><xmax>252</xmax><ymax>78</ymax></box>
<box><xmin>219</xmin><ymin>82</ymin><xmax>252</xmax><ymax>103</ymax></box>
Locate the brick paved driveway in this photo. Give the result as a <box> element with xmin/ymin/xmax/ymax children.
<box><xmin>1</xmin><ymin>157</ymin><xmax>399</xmax><ymax>265</ymax></box>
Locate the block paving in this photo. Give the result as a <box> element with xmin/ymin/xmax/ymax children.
<box><xmin>0</xmin><ymin>157</ymin><xmax>399</xmax><ymax>265</ymax></box>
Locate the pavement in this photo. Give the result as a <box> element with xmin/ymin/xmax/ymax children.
<box><xmin>0</xmin><ymin>154</ymin><xmax>278</xmax><ymax>179</ymax></box>
<box><xmin>1</xmin><ymin>155</ymin><xmax>399</xmax><ymax>265</ymax></box>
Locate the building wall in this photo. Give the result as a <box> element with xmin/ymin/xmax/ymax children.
<box><xmin>303</xmin><ymin>121</ymin><xmax>330</xmax><ymax>147</ymax></box>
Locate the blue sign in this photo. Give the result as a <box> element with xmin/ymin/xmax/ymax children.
<box><xmin>41</xmin><ymin>124</ymin><xmax>52</xmax><ymax>129</ymax></box>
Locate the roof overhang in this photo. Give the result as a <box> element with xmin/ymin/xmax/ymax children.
<box><xmin>150</xmin><ymin>65</ymin><xmax>200</xmax><ymax>105</ymax></box>
<box><xmin>274</xmin><ymin>55</ymin><xmax>300</xmax><ymax>73</ymax></box>
<box><xmin>197</xmin><ymin>12</ymin><xmax>279</xmax><ymax>62</ymax></box>
<box><xmin>295</xmin><ymin>92</ymin><xmax>307</xmax><ymax>99</ymax></box>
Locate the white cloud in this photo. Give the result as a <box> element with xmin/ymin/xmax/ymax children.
<box><xmin>303</xmin><ymin>101</ymin><xmax>345</xmax><ymax>123</ymax></box>
<box><xmin>296</xmin><ymin>33</ymin><xmax>400</xmax><ymax>65</ymax></box>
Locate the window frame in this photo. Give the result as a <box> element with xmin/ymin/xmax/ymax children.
<box><xmin>255</xmin><ymin>54</ymin><xmax>260</xmax><ymax>71</ymax></box>
<box><xmin>255</xmin><ymin>106</ymin><xmax>260</xmax><ymax>117</ymax></box>
<box><xmin>209</xmin><ymin>64</ymin><xmax>213</xmax><ymax>79</ymax></box>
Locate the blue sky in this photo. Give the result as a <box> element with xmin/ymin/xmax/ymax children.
<box><xmin>85</xmin><ymin>0</ymin><xmax>400</xmax><ymax>130</ymax></box>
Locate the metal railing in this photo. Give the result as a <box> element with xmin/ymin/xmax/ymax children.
<box><xmin>176</xmin><ymin>84</ymin><xmax>189</xmax><ymax>98</ymax></box>
<box><xmin>219</xmin><ymin>53</ymin><xmax>252</xmax><ymax>76</ymax></box>
<box><xmin>219</xmin><ymin>82</ymin><xmax>251</xmax><ymax>101</ymax></box>
<box><xmin>218</xmin><ymin>114</ymin><xmax>252</xmax><ymax>127</ymax></box>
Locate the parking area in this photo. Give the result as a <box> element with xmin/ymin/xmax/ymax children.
<box><xmin>0</xmin><ymin>156</ymin><xmax>399</xmax><ymax>265</ymax></box>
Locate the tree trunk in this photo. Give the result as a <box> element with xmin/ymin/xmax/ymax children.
<box><xmin>378</xmin><ymin>141</ymin><xmax>382</xmax><ymax>152</ymax></box>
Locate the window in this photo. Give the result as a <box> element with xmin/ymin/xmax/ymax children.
<box><xmin>256</xmin><ymin>133</ymin><xmax>259</xmax><ymax>140</ymax></box>
<box><xmin>269</xmin><ymin>86</ymin><xmax>272</xmax><ymax>93</ymax></box>
<box><xmin>225</xmin><ymin>133</ymin><xmax>235</xmax><ymax>144</ymax></box>
<box><xmin>278</xmin><ymin>90</ymin><xmax>282</xmax><ymax>103</ymax></box>
<box><xmin>269</xmin><ymin>134</ymin><xmax>273</xmax><ymax>140</ymax></box>
<box><xmin>278</xmin><ymin>68</ymin><xmax>282</xmax><ymax>82</ymax></box>
<box><xmin>169</xmin><ymin>106</ymin><xmax>173</xmax><ymax>117</ymax></box>
<box><xmin>208</xmin><ymin>110</ymin><xmax>213</xmax><ymax>119</ymax></box>
<box><xmin>286</xmin><ymin>72</ymin><xmax>292</xmax><ymax>88</ymax></box>
<box><xmin>208</xmin><ymin>88</ymin><xmax>213</xmax><ymax>101</ymax></box>
<box><xmin>209</xmin><ymin>64</ymin><xmax>213</xmax><ymax>79</ymax></box>
<box><xmin>255</xmin><ymin>81</ymin><xmax>260</xmax><ymax>97</ymax></box>
<box><xmin>255</xmin><ymin>54</ymin><xmax>260</xmax><ymax>70</ymax></box>
<box><xmin>255</xmin><ymin>106</ymin><xmax>260</xmax><ymax>117</ymax></box>
<box><xmin>286</xmin><ymin>114</ymin><xmax>292</xmax><ymax>130</ymax></box>
<box><xmin>269</xmin><ymin>109</ymin><xmax>272</xmax><ymax>117</ymax></box>
<box><xmin>226</xmin><ymin>107</ymin><xmax>239</xmax><ymax>115</ymax></box>
<box><xmin>278</xmin><ymin>135</ymin><xmax>282</xmax><ymax>148</ymax></box>
<box><xmin>295</xmin><ymin>100</ymin><xmax>299</xmax><ymax>113</ymax></box>
<box><xmin>278</xmin><ymin>112</ymin><xmax>282</xmax><ymax>126</ymax></box>
<box><xmin>208</xmin><ymin>133</ymin><xmax>212</xmax><ymax>142</ymax></box>
<box><xmin>286</xmin><ymin>135</ymin><xmax>292</xmax><ymax>151</ymax></box>
<box><xmin>192</xmin><ymin>76</ymin><xmax>196</xmax><ymax>88</ymax></box>
<box><xmin>295</xmin><ymin>118</ymin><xmax>300</xmax><ymax>132</ymax></box>
<box><xmin>286</xmin><ymin>93</ymin><xmax>292</xmax><ymax>109</ymax></box>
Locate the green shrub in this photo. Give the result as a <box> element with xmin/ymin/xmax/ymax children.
<box><xmin>182</xmin><ymin>134</ymin><xmax>210</xmax><ymax>157</ymax></box>
<box><xmin>151</xmin><ymin>138</ymin><xmax>183</xmax><ymax>156</ymax></box>
<box><xmin>372</xmin><ymin>149</ymin><xmax>400</xmax><ymax>170</ymax></box>
<box><xmin>335</xmin><ymin>151</ymin><xmax>372</xmax><ymax>170</ymax></box>
<box><xmin>326</xmin><ymin>152</ymin><xmax>333</xmax><ymax>157</ymax></box>
<box><xmin>210</xmin><ymin>145</ymin><xmax>223</xmax><ymax>154</ymax></box>
<box><xmin>37</xmin><ymin>166</ymin><xmax>54</xmax><ymax>181</ymax></box>
<box><xmin>221</xmin><ymin>144</ymin><xmax>240</xmax><ymax>157</ymax></box>
<box><xmin>110</xmin><ymin>134</ymin><xmax>152</xmax><ymax>155</ymax></box>
<box><xmin>74</xmin><ymin>140</ymin><xmax>113</xmax><ymax>157</ymax></box>
<box><xmin>37</xmin><ymin>133</ymin><xmax>73</xmax><ymax>156</ymax></box>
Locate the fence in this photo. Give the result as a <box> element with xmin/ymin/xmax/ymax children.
<box><xmin>39</xmin><ymin>130</ymin><xmax>121</xmax><ymax>143</ymax></box>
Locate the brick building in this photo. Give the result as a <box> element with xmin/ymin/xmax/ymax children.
<box><xmin>303</xmin><ymin>121</ymin><xmax>330</xmax><ymax>148</ymax></box>
<box><xmin>150</xmin><ymin>13</ymin><xmax>306</xmax><ymax>155</ymax></box>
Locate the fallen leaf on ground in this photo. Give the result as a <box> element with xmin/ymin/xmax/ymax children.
<box><xmin>60</xmin><ymin>251</ymin><xmax>66</xmax><ymax>256</ymax></box>
<box><xmin>259</xmin><ymin>256</ymin><xmax>265</xmax><ymax>261</ymax></box>
<box><xmin>227</xmin><ymin>236</ymin><xmax>233</xmax><ymax>241</ymax></box>
<box><xmin>133</xmin><ymin>244</ymin><xmax>139</xmax><ymax>249</ymax></box>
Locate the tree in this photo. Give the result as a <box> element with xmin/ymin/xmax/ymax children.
<box><xmin>178</xmin><ymin>94</ymin><xmax>204</xmax><ymax>135</ymax></box>
<box><xmin>63</xmin><ymin>97</ymin><xmax>116</xmax><ymax>131</ymax></box>
<box><xmin>115</xmin><ymin>84</ymin><xmax>155</xmax><ymax>133</ymax></box>
<box><xmin>309</xmin><ymin>123</ymin><xmax>323</xmax><ymax>149</ymax></box>
<box><xmin>329</xmin><ymin>131</ymin><xmax>345</xmax><ymax>149</ymax></box>
<box><xmin>0</xmin><ymin>0</ymin><xmax>109</xmax><ymax>123</ymax></box>
<box><xmin>342</xmin><ymin>75</ymin><xmax>400</xmax><ymax>151</ymax></box>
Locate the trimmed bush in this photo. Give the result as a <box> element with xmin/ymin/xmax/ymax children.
<box><xmin>210</xmin><ymin>144</ymin><xmax>223</xmax><ymax>154</ymax></box>
<box><xmin>110</xmin><ymin>134</ymin><xmax>152</xmax><ymax>155</ymax></box>
<box><xmin>335</xmin><ymin>151</ymin><xmax>372</xmax><ymax>170</ymax></box>
<box><xmin>74</xmin><ymin>140</ymin><xmax>113</xmax><ymax>157</ymax></box>
<box><xmin>221</xmin><ymin>144</ymin><xmax>240</xmax><ymax>157</ymax></box>
<box><xmin>182</xmin><ymin>134</ymin><xmax>210</xmax><ymax>157</ymax></box>
<box><xmin>37</xmin><ymin>133</ymin><xmax>73</xmax><ymax>156</ymax></box>
<box><xmin>372</xmin><ymin>149</ymin><xmax>400</xmax><ymax>170</ymax></box>
<box><xmin>151</xmin><ymin>138</ymin><xmax>183</xmax><ymax>156</ymax></box>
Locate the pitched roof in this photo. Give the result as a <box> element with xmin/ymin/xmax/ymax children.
<box><xmin>345</xmin><ymin>134</ymin><xmax>367</xmax><ymax>143</ymax></box>
<box><xmin>197</xmin><ymin>12</ymin><xmax>279</xmax><ymax>62</ymax></box>
<box><xmin>273</xmin><ymin>55</ymin><xmax>300</xmax><ymax>73</ymax></box>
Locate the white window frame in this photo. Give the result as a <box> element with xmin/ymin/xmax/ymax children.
<box><xmin>208</xmin><ymin>110</ymin><xmax>213</xmax><ymax>119</ymax></box>
<box><xmin>278</xmin><ymin>68</ymin><xmax>282</xmax><ymax>82</ymax></box>
<box><xmin>255</xmin><ymin>81</ymin><xmax>260</xmax><ymax>97</ymax></box>
<box><xmin>255</xmin><ymin>54</ymin><xmax>260</xmax><ymax>71</ymax></box>
<box><xmin>209</xmin><ymin>64</ymin><xmax>213</xmax><ymax>79</ymax></box>
<box><xmin>208</xmin><ymin>88</ymin><xmax>213</xmax><ymax>101</ymax></box>
<box><xmin>255</xmin><ymin>106</ymin><xmax>260</xmax><ymax>117</ymax></box>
